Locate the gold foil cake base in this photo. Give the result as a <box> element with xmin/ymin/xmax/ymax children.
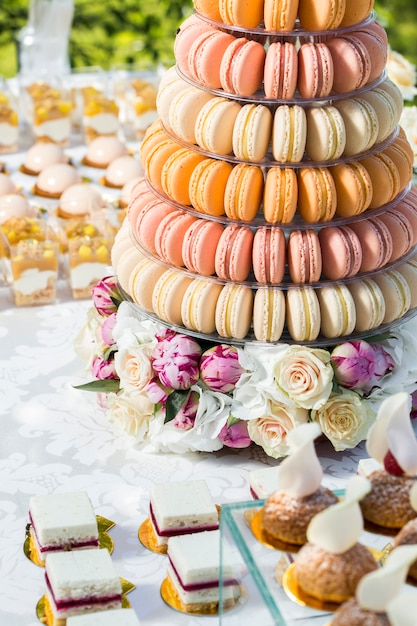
<box><xmin>138</xmin><ymin>517</ymin><xmax>167</xmax><ymax>555</ymax></box>
<box><xmin>160</xmin><ymin>576</ymin><xmax>245</xmax><ymax>616</ymax></box>
<box><xmin>24</xmin><ymin>515</ymin><xmax>115</xmax><ymax>567</ymax></box>
<box><xmin>364</xmin><ymin>519</ymin><xmax>402</xmax><ymax>537</ymax></box>
<box><xmin>36</xmin><ymin>578</ymin><xmax>135</xmax><ymax>624</ymax></box>
<box><xmin>250</xmin><ymin>509</ymin><xmax>302</xmax><ymax>553</ymax></box>
<box><xmin>282</xmin><ymin>563</ymin><xmax>341</xmax><ymax>612</ymax></box>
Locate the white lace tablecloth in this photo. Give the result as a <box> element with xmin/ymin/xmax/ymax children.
<box><xmin>0</xmin><ymin>291</ymin><xmax>373</xmax><ymax>626</ymax></box>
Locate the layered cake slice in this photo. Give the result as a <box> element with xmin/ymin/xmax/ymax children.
<box><xmin>249</xmin><ymin>466</ymin><xmax>280</xmax><ymax>499</ymax></box>
<box><xmin>44</xmin><ymin>548</ymin><xmax>122</xmax><ymax>625</ymax></box>
<box><xmin>149</xmin><ymin>480</ymin><xmax>219</xmax><ymax>547</ymax></box>
<box><xmin>166</xmin><ymin>530</ymin><xmax>241</xmax><ymax>613</ymax></box>
<box><xmin>29</xmin><ymin>491</ymin><xmax>99</xmax><ymax>563</ymax></box>
<box><xmin>67</xmin><ymin>608</ymin><xmax>140</xmax><ymax>625</ymax></box>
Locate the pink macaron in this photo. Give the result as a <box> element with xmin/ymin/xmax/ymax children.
<box><xmin>220</xmin><ymin>37</ymin><xmax>266</xmax><ymax>97</ymax></box>
<box><xmin>350</xmin><ymin>216</ymin><xmax>393</xmax><ymax>273</ymax></box>
<box><xmin>297</xmin><ymin>42</ymin><xmax>334</xmax><ymax>99</ymax></box>
<box><xmin>154</xmin><ymin>210</ymin><xmax>197</xmax><ymax>267</ymax></box>
<box><xmin>318</xmin><ymin>225</ymin><xmax>363</xmax><ymax>281</ymax></box>
<box><xmin>174</xmin><ymin>15</ymin><xmax>216</xmax><ymax>78</ymax></box>
<box><xmin>188</xmin><ymin>30</ymin><xmax>236</xmax><ymax>89</ymax></box>
<box><xmin>252</xmin><ymin>227</ymin><xmax>286</xmax><ymax>284</ymax></box>
<box><xmin>264</xmin><ymin>41</ymin><xmax>298</xmax><ymax>100</ymax></box>
<box><xmin>326</xmin><ymin>34</ymin><xmax>371</xmax><ymax>94</ymax></box>
<box><xmin>215</xmin><ymin>224</ymin><xmax>254</xmax><ymax>282</ymax></box>
<box><xmin>134</xmin><ymin>198</ymin><xmax>176</xmax><ymax>255</ymax></box>
<box><xmin>182</xmin><ymin>218</ymin><xmax>225</xmax><ymax>276</ymax></box>
<box><xmin>378</xmin><ymin>209</ymin><xmax>413</xmax><ymax>263</ymax></box>
<box><xmin>288</xmin><ymin>229</ymin><xmax>322</xmax><ymax>284</ymax></box>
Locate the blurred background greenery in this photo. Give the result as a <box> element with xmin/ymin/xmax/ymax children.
<box><xmin>0</xmin><ymin>0</ymin><xmax>416</xmax><ymax>79</ymax></box>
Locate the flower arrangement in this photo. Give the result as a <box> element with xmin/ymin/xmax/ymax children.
<box><xmin>74</xmin><ymin>276</ymin><xmax>417</xmax><ymax>459</ymax></box>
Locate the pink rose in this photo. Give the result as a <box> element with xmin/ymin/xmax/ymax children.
<box><xmin>200</xmin><ymin>345</ymin><xmax>244</xmax><ymax>393</ymax></box>
<box><xmin>92</xmin><ymin>356</ymin><xmax>117</xmax><ymax>380</ymax></box>
<box><xmin>151</xmin><ymin>329</ymin><xmax>201</xmax><ymax>390</ymax></box>
<box><xmin>219</xmin><ymin>418</ymin><xmax>251</xmax><ymax>448</ymax></box>
<box><xmin>92</xmin><ymin>276</ymin><xmax>123</xmax><ymax>316</ymax></box>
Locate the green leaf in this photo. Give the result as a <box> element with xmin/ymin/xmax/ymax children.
<box><xmin>73</xmin><ymin>379</ymin><xmax>120</xmax><ymax>393</ymax></box>
<box><xmin>164</xmin><ymin>389</ymin><xmax>189</xmax><ymax>424</ymax></box>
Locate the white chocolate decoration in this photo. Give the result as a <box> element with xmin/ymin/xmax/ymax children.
<box><xmin>357</xmin><ymin>545</ymin><xmax>417</xmax><ymax>612</ymax></box>
<box><xmin>387</xmin><ymin>589</ymin><xmax>417</xmax><ymax>626</ymax></box>
<box><xmin>366</xmin><ymin>392</ymin><xmax>417</xmax><ymax>475</ymax></box>
<box><xmin>278</xmin><ymin>422</ymin><xmax>322</xmax><ymax>498</ymax></box>
<box><xmin>307</xmin><ymin>475</ymin><xmax>370</xmax><ymax>554</ymax></box>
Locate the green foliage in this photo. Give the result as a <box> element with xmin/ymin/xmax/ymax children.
<box><xmin>0</xmin><ymin>0</ymin><xmax>415</xmax><ymax>79</ymax></box>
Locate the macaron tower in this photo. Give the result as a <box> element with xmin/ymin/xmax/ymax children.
<box><xmin>114</xmin><ymin>0</ymin><xmax>417</xmax><ymax>345</ymax></box>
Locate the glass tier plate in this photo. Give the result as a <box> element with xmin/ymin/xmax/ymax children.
<box><xmin>218</xmin><ymin>493</ymin><xmax>398</xmax><ymax>626</ymax></box>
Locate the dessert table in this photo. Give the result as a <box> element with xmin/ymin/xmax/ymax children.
<box><xmin>0</xmin><ymin>284</ymin><xmax>386</xmax><ymax>626</ymax></box>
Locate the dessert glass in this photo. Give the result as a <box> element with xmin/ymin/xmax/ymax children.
<box><xmin>22</xmin><ymin>77</ymin><xmax>72</xmax><ymax>147</ymax></box>
<box><xmin>9</xmin><ymin>238</ymin><xmax>59</xmax><ymax>306</ymax></box>
<box><xmin>111</xmin><ymin>64</ymin><xmax>159</xmax><ymax>140</ymax></box>
<box><xmin>63</xmin><ymin>217</ymin><xmax>114</xmax><ymax>299</ymax></box>
<box><xmin>0</xmin><ymin>78</ymin><xmax>19</xmax><ymax>154</ymax></box>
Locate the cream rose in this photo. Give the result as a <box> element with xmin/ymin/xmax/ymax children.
<box><xmin>247</xmin><ymin>401</ymin><xmax>308</xmax><ymax>458</ymax></box>
<box><xmin>114</xmin><ymin>343</ymin><xmax>154</xmax><ymax>393</ymax></box>
<box><xmin>106</xmin><ymin>390</ymin><xmax>153</xmax><ymax>440</ymax></box>
<box><xmin>274</xmin><ymin>346</ymin><xmax>333</xmax><ymax>410</ymax></box>
<box><xmin>311</xmin><ymin>390</ymin><xmax>375</xmax><ymax>451</ymax></box>
<box><xmin>387</xmin><ymin>48</ymin><xmax>417</xmax><ymax>101</ymax></box>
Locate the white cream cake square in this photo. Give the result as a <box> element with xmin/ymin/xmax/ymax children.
<box><xmin>67</xmin><ymin>608</ymin><xmax>140</xmax><ymax>625</ymax></box>
<box><xmin>29</xmin><ymin>491</ymin><xmax>99</xmax><ymax>561</ymax></box>
<box><xmin>149</xmin><ymin>479</ymin><xmax>219</xmax><ymax>546</ymax></box>
<box><xmin>249</xmin><ymin>466</ymin><xmax>280</xmax><ymax>499</ymax></box>
<box><xmin>45</xmin><ymin>548</ymin><xmax>122</xmax><ymax>621</ymax></box>
<box><xmin>166</xmin><ymin>530</ymin><xmax>241</xmax><ymax>609</ymax></box>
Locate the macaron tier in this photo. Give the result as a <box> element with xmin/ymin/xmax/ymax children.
<box><xmin>115</xmin><ymin>2</ymin><xmax>417</xmax><ymax>345</ymax></box>
<box><xmin>174</xmin><ymin>13</ymin><xmax>387</xmax><ymax>101</ymax></box>
<box><xmin>194</xmin><ymin>0</ymin><xmax>375</xmax><ymax>33</ymax></box>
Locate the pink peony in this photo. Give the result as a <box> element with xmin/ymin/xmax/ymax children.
<box><xmin>92</xmin><ymin>355</ymin><xmax>117</xmax><ymax>380</ymax></box>
<box><xmin>219</xmin><ymin>418</ymin><xmax>252</xmax><ymax>448</ymax></box>
<box><xmin>200</xmin><ymin>345</ymin><xmax>244</xmax><ymax>393</ymax></box>
<box><xmin>171</xmin><ymin>390</ymin><xmax>199</xmax><ymax>430</ymax></box>
<box><xmin>331</xmin><ymin>341</ymin><xmax>378</xmax><ymax>393</ymax></box>
<box><xmin>101</xmin><ymin>312</ymin><xmax>117</xmax><ymax>346</ymax></box>
<box><xmin>145</xmin><ymin>377</ymin><xmax>169</xmax><ymax>404</ymax></box>
<box><xmin>151</xmin><ymin>329</ymin><xmax>201</xmax><ymax>390</ymax></box>
<box><xmin>92</xmin><ymin>276</ymin><xmax>123</xmax><ymax>316</ymax></box>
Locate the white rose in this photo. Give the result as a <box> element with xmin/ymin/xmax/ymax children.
<box><xmin>247</xmin><ymin>401</ymin><xmax>309</xmax><ymax>458</ymax></box>
<box><xmin>114</xmin><ymin>343</ymin><xmax>154</xmax><ymax>393</ymax></box>
<box><xmin>387</xmin><ymin>48</ymin><xmax>417</xmax><ymax>101</ymax></box>
<box><xmin>311</xmin><ymin>390</ymin><xmax>375</xmax><ymax>451</ymax></box>
<box><xmin>74</xmin><ymin>306</ymin><xmax>106</xmax><ymax>368</ymax></box>
<box><xmin>106</xmin><ymin>390</ymin><xmax>153</xmax><ymax>440</ymax></box>
<box><xmin>274</xmin><ymin>345</ymin><xmax>333</xmax><ymax>410</ymax></box>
